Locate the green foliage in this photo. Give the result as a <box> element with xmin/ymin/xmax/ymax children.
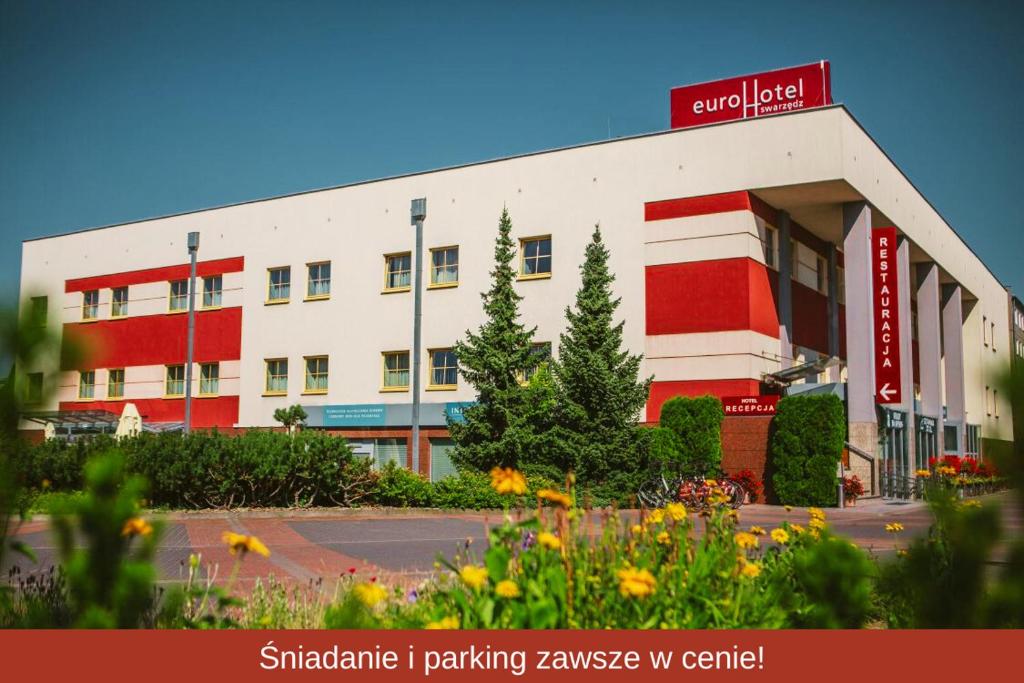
<box><xmin>552</xmin><ymin>226</ymin><xmax>652</xmax><ymax>487</ymax></box>
<box><xmin>20</xmin><ymin>430</ymin><xmax>371</xmax><ymax>509</ymax></box>
<box><xmin>373</xmin><ymin>462</ymin><xmax>434</xmax><ymax>507</ymax></box>
<box><xmin>50</xmin><ymin>451</ymin><xmax>163</xmax><ymax>628</ymax></box>
<box><xmin>449</xmin><ymin>208</ymin><xmax>548</xmax><ymax>471</ymax></box>
<box><xmin>769</xmin><ymin>395</ymin><xmax>845</xmax><ymax>506</ymax></box>
<box><xmin>784</xmin><ymin>533</ymin><xmax>875</xmax><ymax>627</ymax></box>
<box><xmin>658</xmin><ymin>395</ymin><xmax>724</xmax><ymax>476</ymax></box>
<box><xmin>273</xmin><ymin>404</ymin><xmax>308</xmax><ymax>431</ymax></box>
<box><xmin>648</xmin><ymin>426</ymin><xmax>685</xmax><ymax>471</ymax></box>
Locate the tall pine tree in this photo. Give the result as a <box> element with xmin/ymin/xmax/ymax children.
<box><xmin>449</xmin><ymin>208</ymin><xmax>539</xmax><ymax>470</ymax></box>
<box><xmin>553</xmin><ymin>225</ymin><xmax>652</xmax><ymax>487</ymax></box>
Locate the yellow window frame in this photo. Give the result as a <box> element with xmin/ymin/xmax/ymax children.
<box><xmin>518</xmin><ymin>235</ymin><xmax>552</xmax><ymax>280</ymax></box>
<box><xmin>199</xmin><ymin>362</ymin><xmax>220</xmax><ymax>397</ymax></box>
<box><xmin>303</xmin><ymin>355</ymin><xmax>329</xmax><ymax>394</ymax></box>
<box><xmin>165</xmin><ymin>364</ymin><xmax>185</xmax><ymax>398</ymax></box>
<box><xmin>264</xmin><ymin>358</ymin><xmax>288</xmax><ymax>396</ymax></box>
<box><xmin>381</xmin><ymin>350</ymin><xmax>410</xmax><ymax>391</ymax></box>
<box><xmin>111</xmin><ymin>287</ymin><xmax>129</xmax><ymax>318</ymax></box>
<box><xmin>266</xmin><ymin>266</ymin><xmax>291</xmax><ymax>304</ymax></box>
<box><xmin>383</xmin><ymin>252</ymin><xmax>412</xmax><ymax>293</ymax></box>
<box><xmin>428</xmin><ymin>245</ymin><xmax>459</xmax><ymax>289</ymax></box>
<box><xmin>82</xmin><ymin>290</ymin><xmax>100</xmax><ymax>321</ymax></box>
<box><xmin>107</xmin><ymin>368</ymin><xmax>125</xmax><ymax>399</ymax></box>
<box><xmin>78</xmin><ymin>370</ymin><xmax>96</xmax><ymax>400</ymax></box>
<box><xmin>305</xmin><ymin>261</ymin><xmax>331</xmax><ymax>301</ymax></box>
<box><xmin>427</xmin><ymin>348</ymin><xmax>458</xmax><ymax>390</ymax></box>
<box><xmin>168</xmin><ymin>280</ymin><xmax>189</xmax><ymax>313</ymax></box>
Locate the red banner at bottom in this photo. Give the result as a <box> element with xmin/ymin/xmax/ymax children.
<box><xmin>2</xmin><ymin>629</ymin><xmax>1022</xmax><ymax>681</ymax></box>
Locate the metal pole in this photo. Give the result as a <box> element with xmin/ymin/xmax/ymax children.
<box><xmin>410</xmin><ymin>198</ymin><xmax>426</xmax><ymax>473</ymax></box>
<box><xmin>184</xmin><ymin>231</ymin><xmax>200</xmax><ymax>434</ymax></box>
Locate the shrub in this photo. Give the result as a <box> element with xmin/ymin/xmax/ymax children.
<box><xmin>648</xmin><ymin>426</ymin><xmax>685</xmax><ymax>471</ymax></box>
<box><xmin>769</xmin><ymin>395</ymin><xmax>845</xmax><ymax>506</ymax></box>
<box><xmin>372</xmin><ymin>462</ymin><xmax>434</xmax><ymax>507</ymax></box>
<box><xmin>658</xmin><ymin>395</ymin><xmax>724</xmax><ymax>476</ymax></box>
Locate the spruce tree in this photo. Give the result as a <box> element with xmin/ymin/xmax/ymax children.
<box><xmin>553</xmin><ymin>225</ymin><xmax>652</xmax><ymax>488</ymax></box>
<box><xmin>449</xmin><ymin>208</ymin><xmax>538</xmax><ymax>470</ymax></box>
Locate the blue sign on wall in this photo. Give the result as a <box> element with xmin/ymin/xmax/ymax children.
<box><xmin>445</xmin><ymin>402</ymin><xmax>474</xmax><ymax>424</ymax></box>
<box><xmin>323</xmin><ymin>404</ymin><xmax>387</xmax><ymax>427</ymax></box>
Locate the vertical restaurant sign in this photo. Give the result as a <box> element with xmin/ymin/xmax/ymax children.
<box><xmin>670</xmin><ymin>61</ymin><xmax>832</xmax><ymax>129</ymax></box>
<box><xmin>873</xmin><ymin>227</ymin><xmax>902</xmax><ymax>404</ymax></box>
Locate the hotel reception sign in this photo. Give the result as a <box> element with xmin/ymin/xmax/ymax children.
<box><xmin>721</xmin><ymin>395</ymin><xmax>779</xmax><ymax>416</ymax></box>
<box><xmin>872</xmin><ymin>227</ymin><xmax>902</xmax><ymax>404</ymax></box>
<box><xmin>670</xmin><ymin>61</ymin><xmax>832</xmax><ymax>129</ymax></box>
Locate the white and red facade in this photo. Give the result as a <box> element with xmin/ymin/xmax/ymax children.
<box><xmin>18</xmin><ymin>66</ymin><xmax>1016</xmax><ymax>483</ymax></box>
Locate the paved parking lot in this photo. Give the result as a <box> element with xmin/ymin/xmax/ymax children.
<box><xmin>5</xmin><ymin>493</ymin><xmax>1017</xmax><ymax>588</ymax></box>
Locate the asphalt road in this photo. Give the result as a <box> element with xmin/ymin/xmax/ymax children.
<box><xmin>5</xmin><ymin>493</ymin><xmax>1019</xmax><ymax>588</ymax></box>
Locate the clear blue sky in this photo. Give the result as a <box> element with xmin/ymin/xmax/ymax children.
<box><xmin>2</xmin><ymin>0</ymin><xmax>1022</xmax><ymax>307</ymax></box>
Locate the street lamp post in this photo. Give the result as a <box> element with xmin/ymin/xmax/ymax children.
<box><xmin>410</xmin><ymin>198</ymin><xmax>426</xmax><ymax>473</ymax></box>
<box><xmin>184</xmin><ymin>231</ymin><xmax>200</xmax><ymax>434</ymax></box>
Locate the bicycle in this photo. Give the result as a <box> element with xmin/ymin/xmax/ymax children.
<box><xmin>637</xmin><ymin>472</ymin><xmax>746</xmax><ymax>510</ymax></box>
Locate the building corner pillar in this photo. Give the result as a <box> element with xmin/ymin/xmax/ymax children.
<box><xmin>842</xmin><ymin>201</ymin><xmax>878</xmax><ymax>487</ymax></box>
<box><xmin>942</xmin><ymin>284</ymin><xmax>967</xmax><ymax>454</ymax></box>
<box><xmin>896</xmin><ymin>238</ymin><xmax>916</xmax><ymax>470</ymax></box>
<box><xmin>827</xmin><ymin>242</ymin><xmax>841</xmax><ymax>382</ymax></box>
<box><xmin>777</xmin><ymin>211</ymin><xmax>794</xmax><ymax>369</ymax></box>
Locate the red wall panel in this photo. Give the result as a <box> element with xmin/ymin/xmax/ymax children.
<box><xmin>65</xmin><ymin>257</ymin><xmax>244</xmax><ymax>293</ymax></box>
<box><xmin>62</xmin><ymin>307</ymin><xmax>242</xmax><ymax>370</ymax></box>
<box><xmin>645</xmin><ymin>258</ymin><xmax>779</xmax><ymax>338</ymax></box>
<box><xmin>646</xmin><ymin>379</ymin><xmax>761</xmax><ymax>422</ymax></box>
<box><xmin>60</xmin><ymin>396</ymin><xmax>239</xmax><ymax>428</ymax></box>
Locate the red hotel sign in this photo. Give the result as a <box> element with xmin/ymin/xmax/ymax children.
<box><xmin>721</xmin><ymin>395</ymin><xmax>779</xmax><ymax>416</ymax></box>
<box><xmin>670</xmin><ymin>61</ymin><xmax>832</xmax><ymax>129</ymax></box>
<box><xmin>873</xmin><ymin>227</ymin><xmax>902</xmax><ymax>404</ymax></box>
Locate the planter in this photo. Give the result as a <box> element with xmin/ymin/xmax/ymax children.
<box><xmin>845</xmin><ymin>497</ymin><xmax>857</xmax><ymax>508</ymax></box>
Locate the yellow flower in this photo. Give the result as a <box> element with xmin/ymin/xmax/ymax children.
<box><xmin>770</xmin><ymin>528</ymin><xmax>790</xmax><ymax>544</ymax></box>
<box><xmin>665</xmin><ymin>502</ymin><xmax>687</xmax><ymax>522</ymax></box>
<box><xmin>537</xmin><ymin>531</ymin><xmax>562</xmax><ymax>550</ymax></box>
<box><xmin>495</xmin><ymin>580</ymin><xmax>520</xmax><ymax>598</ymax></box>
<box><xmin>221</xmin><ymin>531</ymin><xmax>270</xmax><ymax>557</ymax></box>
<box><xmin>784</xmin><ymin>505</ymin><xmax>792</xmax><ymax>512</ymax></box>
<box><xmin>808</xmin><ymin>517</ymin><xmax>826</xmax><ymax>531</ymax></box>
<box><xmin>425</xmin><ymin>616</ymin><xmax>459</xmax><ymax>630</ymax></box>
<box><xmin>630</xmin><ymin>524</ymin><xmax>643</xmax><ymax>535</ymax></box>
<box><xmin>617</xmin><ymin>567</ymin><xmax>656</xmax><ymax>598</ymax></box>
<box><xmin>960</xmin><ymin>500</ymin><xmax>981</xmax><ymax>509</ymax></box>
<box><xmin>459</xmin><ymin>565</ymin><xmax>489</xmax><ymax>589</ymax></box>
<box><xmin>656</xmin><ymin>530</ymin><xmax>671</xmax><ymax>545</ymax></box>
<box><xmin>41</xmin><ymin>479</ymin><xmax>51</xmax><ymax>490</ymax></box>
<box><xmin>884</xmin><ymin>522</ymin><xmax>905</xmax><ymax>533</ymax></box>
<box><xmin>536</xmin><ymin>488</ymin><xmax>572</xmax><ymax>508</ymax></box>
<box><xmin>353</xmin><ymin>582</ymin><xmax>387</xmax><ymax>607</ymax></box>
<box><xmin>915</xmin><ymin>469</ymin><xmax>931</xmax><ymax>478</ymax></box>
<box><xmin>789</xmin><ymin>524</ymin><xmax>805</xmax><ymax>535</ymax></box>
<box><xmin>734</xmin><ymin>531</ymin><xmax>759</xmax><ymax>550</ymax></box>
<box><xmin>808</xmin><ymin>507</ymin><xmax>826</xmax><ymax>521</ymax></box>
<box><xmin>489</xmin><ymin>467</ymin><xmax>527</xmax><ymax>495</ymax></box>
<box><xmin>645</xmin><ymin>508</ymin><xmax>665</xmax><ymax>525</ymax></box>
<box><xmin>740</xmin><ymin>561</ymin><xmax>762</xmax><ymax>578</ymax></box>
<box><xmin>749</xmin><ymin>526</ymin><xmax>766</xmax><ymax>536</ymax></box>
<box><xmin>704</xmin><ymin>479</ymin><xmax>718</xmax><ymax>487</ymax></box>
<box><xmin>121</xmin><ymin>517</ymin><xmax>153</xmax><ymax>538</ymax></box>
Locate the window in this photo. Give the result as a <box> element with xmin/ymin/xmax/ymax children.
<box><xmin>202</xmin><ymin>275</ymin><xmax>222</xmax><ymax>308</ymax></box>
<box><xmin>107</xmin><ymin>368</ymin><xmax>125</xmax><ymax>399</ymax></box>
<box><xmin>520</xmin><ymin>236</ymin><xmax>552</xmax><ymax>278</ymax></box>
<box><xmin>429</xmin><ymin>246</ymin><xmax>459</xmax><ymax>287</ymax></box>
<box><xmin>165</xmin><ymin>365</ymin><xmax>185</xmax><ymax>397</ymax></box>
<box><xmin>111</xmin><ymin>287</ymin><xmax>129</xmax><ymax>317</ymax></box>
<box><xmin>991</xmin><ymin>322</ymin><xmax>996</xmax><ymax>351</ymax></box>
<box><xmin>428</xmin><ymin>349</ymin><xmax>458</xmax><ymax>389</ymax></box>
<box><xmin>82</xmin><ymin>290</ymin><xmax>99</xmax><ymax>320</ymax></box>
<box><xmin>765</xmin><ymin>224</ymin><xmax>778</xmax><ymax>266</ymax></box>
<box><xmin>26</xmin><ymin>372</ymin><xmax>43</xmax><ymax>404</ymax></box>
<box><xmin>430</xmin><ymin>438</ymin><xmax>457</xmax><ymax>482</ymax></box>
<box><xmin>169</xmin><ymin>280</ymin><xmax>188</xmax><ymax>312</ymax></box>
<box><xmin>983</xmin><ymin>316</ymin><xmax>988</xmax><ymax>346</ymax></box>
<box><xmin>199</xmin><ymin>362</ymin><xmax>219</xmax><ymax>395</ymax></box>
<box><xmin>965</xmin><ymin>424</ymin><xmax>981</xmax><ymax>457</ymax></box>
<box><xmin>519</xmin><ymin>342</ymin><xmax>552</xmax><ymax>384</ymax></box>
<box><xmin>268</xmin><ymin>267</ymin><xmax>291</xmax><ymax>303</ymax></box>
<box><xmin>265</xmin><ymin>359</ymin><xmax>288</xmax><ymax>394</ymax></box>
<box><xmin>304</xmin><ymin>356</ymin><xmax>329</xmax><ymax>393</ymax></box>
<box><xmin>78</xmin><ymin>370</ymin><xmax>95</xmax><ymax>399</ymax></box>
<box><xmin>994</xmin><ymin>390</ymin><xmax>999</xmax><ymax>418</ymax></box>
<box><xmin>816</xmin><ymin>255</ymin><xmax>828</xmax><ymax>294</ymax></box>
<box><xmin>307</xmin><ymin>262</ymin><xmax>331</xmax><ymax>299</ymax></box>
<box><xmin>384</xmin><ymin>252</ymin><xmax>412</xmax><ymax>292</ymax></box>
<box><xmin>986</xmin><ymin>386</ymin><xmax>991</xmax><ymax>416</ymax></box>
<box><xmin>382</xmin><ymin>351</ymin><xmax>410</xmax><ymax>390</ymax></box>
<box><xmin>29</xmin><ymin>296</ymin><xmax>47</xmax><ymax>327</ymax></box>
<box><xmin>836</xmin><ymin>266</ymin><xmax>846</xmax><ymax>305</ymax></box>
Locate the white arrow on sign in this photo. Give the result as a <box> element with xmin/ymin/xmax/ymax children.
<box><xmin>878</xmin><ymin>383</ymin><xmax>897</xmax><ymax>402</ymax></box>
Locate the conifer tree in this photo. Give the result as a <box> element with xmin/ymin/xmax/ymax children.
<box><xmin>449</xmin><ymin>208</ymin><xmax>538</xmax><ymax>470</ymax></box>
<box><xmin>553</xmin><ymin>225</ymin><xmax>652</xmax><ymax>486</ymax></box>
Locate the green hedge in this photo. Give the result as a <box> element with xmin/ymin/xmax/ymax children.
<box><xmin>657</xmin><ymin>395</ymin><xmax>724</xmax><ymax>476</ymax></box>
<box><xmin>18</xmin><ymin>432</ymin><xmax>563</xmax><ymax>510</ymax></box>
<box><xmin>769</xmin><ymin>395</ymin><xmax>846</xmax><ymax>506</ymax></box>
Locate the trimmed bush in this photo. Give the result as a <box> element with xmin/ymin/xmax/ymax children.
<box><xmin>372</xmin><ymin>462</ymin><xmax>434</xmax><ymax>507</ymax></box>
<box><xmin>658</xmin><ymin>395</ymin><xmax>724</xmax><ymax>476</ymax></box>
<box><xmin>769</xmin><ymin>395</ymin><xmax>846</xmax><ymax>506</ymax></box>
<box><xmin>648</xmin><ymin>426</ymin><xmax>685</xmax><ymax>472</ymax></box>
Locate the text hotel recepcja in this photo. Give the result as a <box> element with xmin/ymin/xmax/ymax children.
<box><xmin>18</xmin><ymin>61</ymin><xmax>1016</xmax><ymax>485</ymax></box>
